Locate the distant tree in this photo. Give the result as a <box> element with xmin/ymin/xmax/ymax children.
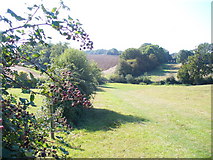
<box><xmin>120</xmin><ymin>48</ymin><xmax>142</xmax><ymax>60</ymax></box>
<box><xmin>85</xmin><ymin>48</ymin><xmax>121</xmax><ymax>55</ymax></box>
<box><xmin>139</xmin><ymin>44</ymin><xmax>170</xmax><ymax>63</ymax></box>
<box><xmin>177</xmin><ymin>54</ymin><xmax>213</xmax><ymax>84</ymax></box>
<box><xmin>176</xmin><ymin>50</ymin><xmax>194</xmax><ymax>64</ymax></box>
<box><xmin>194</xmin><ymin>43</ymin><xmax>212</xmax><ymax>55</ymax></box>
<box><xmin>148</xmin><ymin>54</ymin><xmax>159</xmax><ymax>67</ymax></box>
<box><xmin>106</xmin><ymin>48</ymin><xmax>120</xmax><ymax>55</ymax></box>
<box><xmin>117</xmin><ymin>59</ymin><xmax>132</xmax><ymax>75</ymax></box>
<box><xmin>138</xmin><ymin>43</ymin><xmax>152</xmax><ymax>49</ymax></box>
<box><xmin>50</xmin><ymin>42</ymin><xmax>68</xmax><ymax>62</ymax></box>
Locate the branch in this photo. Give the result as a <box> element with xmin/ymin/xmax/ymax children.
<box><xmin>4</xmin><ymin>23</ymin><xmax>49</xmax><ymax>33</ymax></box>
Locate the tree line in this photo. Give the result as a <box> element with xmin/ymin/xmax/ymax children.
<box><xmin>110</xmin><ymin>42</ymin><xmax>212</xmax><ymax>85</ymax></box>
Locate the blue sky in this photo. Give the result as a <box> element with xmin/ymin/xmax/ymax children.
<box><xmin>0</xmin><ymin>0</ymin><xmax>211</xmax><ymax>53</ymax></box>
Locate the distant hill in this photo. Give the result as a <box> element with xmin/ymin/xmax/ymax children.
<box><xmin>86</xmin><ymin>54</ymin><xmax>119</xmax><ymax>71</ymax></box>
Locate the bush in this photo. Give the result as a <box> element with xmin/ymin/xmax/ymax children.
<box><xmin>53</xmin><ymin>48</ymin><xmax>102</xmax><ymax>96</ymax></box>
<box><xmin>165</xmin><ymin>76</ymin><xmax>180</xmax><ymax>84</ymax></box>
<box><xmin>135</xmin><ymin>75</ymin><xmax>152</xmax><ymax>84</ymax></box>
<box><xmin>109</xmin><ymin>74</ymin><xmax>126</xmax><ymax>83</ymax></box>
<box><xmin>125</xmin><ymin>74</ymin><xmax>136</xmax><ymax>84</ymax></box>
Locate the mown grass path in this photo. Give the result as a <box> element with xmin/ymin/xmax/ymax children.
<box><xmin>62</xmin><ymin>83</ymin><xmax>211</xmax><ymax>158</ymax></box>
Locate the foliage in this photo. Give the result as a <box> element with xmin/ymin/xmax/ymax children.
<box><xmin>52</xmin><ymin>48</ymin><xmax>102</xmax><ymax>96</ymax></box>
<box><xmin>14</xmin><ymin>71</ymin><xmax>38</xmax><ymax>88</ymax></box>
<box><xmin>39</xmin><ymin>70</ymin><xmax>93</xmax><ymax>127</ymax></box>
<box><xmin>176</xmin><ymin>50</ymin><xmax>194</xmax><ymax>64</ymax></box>
<box><xmin>109</xmin><ymin>74</ymin><xmax>126</xmax><ymax>83</ymax></box>
<box><xmin>116</xmin><ymin>43</ymin><xmax>170</xmax><ymax>77</ymax></box>
<box><xmin>85</xmin><ymin>48</ymin><xmax>122</xmax><ymax>55</ymax></box>
<box><xmin>0</xmin><ymin>1</ymin><xmax>93</xmax><ymax>158</ymax></box>
<box><xmin>177</xmin><ymin>53</ymin><xmax>213</xmax><ymax>84</ymax></box>
<box><xmin>125</xmin><ymin>74</ymin><xmax>135</xmax><ymax>84</ymax></box>
<box><xmin>110</xmin><ymin>73</ymin><xmax>152</xmax><ymax>84</ymax></box>
<box><xmin>139</xmin><ymin>44</ymin><xmax>170</xmax><ymax>64</ymax></box>
<box><xmin>50</xmin><ymin>42</ymin><xmax>69</xmax><ymax>63</ymax></box>
<box><xmin>1</xmin><ymin>96</ymin><xmax>59</xmax><ymax>158</ymax></box>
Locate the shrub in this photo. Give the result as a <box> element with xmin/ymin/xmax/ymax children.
<box><xmin>165</xmin><ymin>76</ymin><xmax>180</xmax><ymax>84</ymax></box>
<box><xmin>53</xmin><ymin>48</ymin><xmax>103</xmax><ymax>96</ymax></box>
<box><xmin>125</xmin><ymin>74</ymin><xmax>136</xmax><ymax>84</ymax></box>
<box><xmin>135</xmin><ymin>75</ymin><xmax>152</xmax><ymax>84</ymax></box>
<box><xmin>109</xmin><ymin>74</ymin><xmax>126</xmax><ymax>83</ymax></box>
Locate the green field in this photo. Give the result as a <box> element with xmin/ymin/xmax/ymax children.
<box><xmin>9</xmin><ymin>83</ymin><xmax>211</xmax><ymax>158</ymax></box>
<box><xmin>59</xmin><ymin>83</ymin><xmax>211</xmax><ymax>158</ymax></box>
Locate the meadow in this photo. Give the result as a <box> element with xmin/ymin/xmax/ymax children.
<box><xmin>10</xmin><ymin>83</ymin><xmax>211</xmax><ymax>158</ymax></box>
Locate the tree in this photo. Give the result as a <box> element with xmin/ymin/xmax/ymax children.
<box><xmin>195</xmin><ymin>43</ymin><xmax>212</xmax><ymax>55</ymax></box>
<box><xmin>176</xmin><ymin>50</ymin><xmax>194</xmax><ymax>64</ymax></box>
<box><xmin>120</xmin><ymin>48</ymin><xmax>142</xmax><ymax>60</ymax></box>
<box><xmin>50</xmin><ymin>42</ymin><xmax>68</xmax><ymax>62</ymax></box>
<box><xmin>177</xmin><ymin>54</ymin><xmax>213</xmax><ymax>84</ymax></box>
<box><xmin>139</xmin><ymin>44</ymin><xmax>170</xmax><ymax>63</ymax></box>
<box><xmin>1</xmin><ymin>1</ymin><xmax>93</xmax><ymax>158</ymax></box>
<box><xmin>53</xmin><ymin>48</ymin><xmax>101</xmax><ymax>96</ymax></box>
<box><xmin>106</xmin><ymin>48</ymin><xmax>120</xmax><ymax>55</ymax></box>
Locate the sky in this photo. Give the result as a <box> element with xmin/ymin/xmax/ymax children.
<box><xmin>0</xmin><ymin>0</ymin><xmax>212</xmax><ymax>53</ymax></box>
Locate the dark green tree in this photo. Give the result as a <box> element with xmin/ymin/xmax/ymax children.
<box><xmin>139</xmin><ymin>44</ymin><xmax>170</xmax><ymax>63</ymax></box>
<box><xmin>177</xmin><ymin>54</ymin><xmax>212</xmax><ymax>84</ymax></box>
<box><xmin>176</xmin><ymin>50</ymin><xmax>194</xmax><ymax>64</ymax></box>
<box><xmin>120</xmin><ymin>48</ymin><xmax>142</xmax><ymax>60</ymax></box>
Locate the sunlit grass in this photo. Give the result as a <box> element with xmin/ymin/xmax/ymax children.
<box><xmin>8</xmin><ymin>84</ymin><xmax>211</xmax><ymax>158</ymax></box>
<box><xmin>60</xmin><ymin>83</ymin><xmax>211</xmax><ymax>158</ymax></box>
<box><xmin>8</xmin><ymin>88</ymin><xmax>45</xmax><ymax>114</ymax></box>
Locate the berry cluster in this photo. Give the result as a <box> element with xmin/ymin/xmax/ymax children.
<box><xmin>49</xmin><ymin>71</ymin><xmax>92</xmax><ymax>109</ymax></box>
<box><xmin>1</xmin><ymin>98</ymin><xmax>59</xmax><ymax>158</ymax></box>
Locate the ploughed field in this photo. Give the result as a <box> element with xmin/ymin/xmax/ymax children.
<box><xmin>11</xmin><ymin>83</ymin><xmax>211</xmax><ymax>158</ymax></box>
<box><xmin>86</xmin><ymin>54</ymin><xmax>119</xmax><ymax>70</ymax></box>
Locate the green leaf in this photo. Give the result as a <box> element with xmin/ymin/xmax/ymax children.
<box><xmin>19</xmin><ymin>98</ymin><xmax>28</xmax><ymax>104</ymax></box>
<box><xmin>43</xmin><ymin>62</ymin><xmax>49</xmax><ymax>66</ymax></box>
<box><xmin>32</xmin><ymin>52</ymin><xmax>40</xmax><ymax>58</ymax></box>
<box><xmin>30</xmin><ymin>94</ymin><xmax>35</xmax><ymax>102</ymax></box>
<box><xmin>68</xmin><ymin>15</ymin><xmax>73</xmax><ymax>21</ymax></box>
<box><xmin>52</xmin><ymin>7</ymin><xmax>57</xmax><ymax>12</ymax></box>
<box><xmin>7</xmin><ymin>9</ymin><xmax>25</xmax><ymax>21</ymax></box>
<box><xmin>29</xmin><ymin>72</ymin><xmax>35</xmax><ymax>80</ymax></box>
<box><xmin>22</xmin><ymin>89</ymin><xmax>31</xmax><ymax>94</ymax></box>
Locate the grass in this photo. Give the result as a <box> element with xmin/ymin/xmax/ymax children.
<box><xmin>8</xmin><ymin>83</ymin><xmax>211</xmax><ymax>158</ymax></box>
<box><xmin>58</xmin><ymin>83</ymin><xmax>211</xmax><ymax>158</ymax></box>
<box><xmin>7</xmin><ymin>88</ymin><xmax>45</xmax><ymax>114</ymax></box>
<box><xmin>146</xmin><ymin>63</ymin><xmax>181</xmax><ymax>81</ymax></box>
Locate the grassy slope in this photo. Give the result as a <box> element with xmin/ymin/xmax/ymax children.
<box><xmin>147</xmin><ymin>63</ymin><xmax>181</xmax><ymax>81</ymax></box>
<box><xmin>59</xmin><ymin>83</ymin><xmax>211</xmax><ymax>158</ymax></box>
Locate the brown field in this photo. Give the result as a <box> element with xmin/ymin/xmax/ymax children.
<box><xmin>86</xmin><ymin>54</ymin><xmax>119</xmax><ymax>71</ymax></box>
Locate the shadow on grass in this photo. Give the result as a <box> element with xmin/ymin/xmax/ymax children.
<box><xmin>76</xmin><ymin>108</ymin><xmax>149</xmax><ymax>132</ymax></box>
<box><xmin>96</xmin><ymin>85</ymin><xmax>115</xmax><ymax>92</ymax></box>
<box><xmin>148</xmin><ymin>63</ymin><xmax>179</xmax><ymax>77</ymax></box>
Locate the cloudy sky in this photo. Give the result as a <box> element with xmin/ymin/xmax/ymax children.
<box><xmin>0</xmin><ymin>0</ymin><xmax>211</xmax><ymax>53</ymax></box>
